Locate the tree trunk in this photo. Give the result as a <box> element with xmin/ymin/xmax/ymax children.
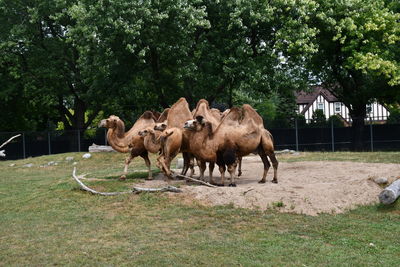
<box><xmin>350</xmin><ymin>102</ymin><xmax>367</xmax><ymax>151</ymax></box>
<box><xmin>379</xmin><ymin>179</ymin><xmax>400</xmax><ymax>205</ymax></box>
<box><xmin>351</xmin><ymin>115</ymin><xmax>365</xmax><ymax>151</ymax></box>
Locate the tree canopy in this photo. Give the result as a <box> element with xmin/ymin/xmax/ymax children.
<box><xmin>0</xmin><ymin>0</ymin><xmax>399</xmax><ymax>140</ymax></box>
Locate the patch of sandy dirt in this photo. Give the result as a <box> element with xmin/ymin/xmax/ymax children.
<box><xmin>134</xmin><ymin>156</ymin><xmax>400</xmax><ymax>216</ymax></box>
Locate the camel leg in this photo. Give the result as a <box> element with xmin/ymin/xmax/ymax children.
<box><xmin>121</xmin><ymin>153</ymin><xmax>134</xmax><ymax>180</ymax></box>
<box><xmin>159</xmin><ymin>156</ymin><xmax>173</xmax><ymax>179</ymax></box>
<box><xmin>218</xmin><ymin>165</ymin><xmax>226</xmax><ymax>186</ymax></box>
<box><xmin>237</xmin><ymin>156</ymin><xmax>242</xmax><ymax>177</ymax></box>
<box><xmin>188</xmin><ymin>155</ymin><xmax>195</xmax><ymax>177</ymax></box>
<box><xmin>181</xmin><ymin>152</ymin><xmax>190</xmax><ymax>175</ymax></box>
<box><xmin>258</xmin><ymin>148</ymin><xmax>271</xmax><ymax>184</ymax></box>
<box><xmin>198</xmin><ymin>160</ymin><xmax>206</xmax><ymax>181</ymax></box>
<box><xmin>227</xmin><ymin>163</ymin><xmax>238</xmax><ymax>187</ymax></box>
<box><xmin>267</xmin><ymin>152</ymin><xmax>278</xmax><ymax>183</ymax></box>
<box><xmin>140</xmin><ymin>152</ymin><xmax>152</xmax><ymax>180</ymax></box>
<box><xmin>260</xmin><ymin>130</ymin><xmax>278</xmax><ymax>183</ymax></box>
<box><xmin>208</xmin><ymin>162</ymin><xmax>215</xmax><ymax>184</ymax></box>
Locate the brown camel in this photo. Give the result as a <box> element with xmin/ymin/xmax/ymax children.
<box><xmin>155</xmin><ymin>98</ymin><xmax>195</xmax><ymax>178</ymax></box>
<box><xmin>138</xmin><ymin>127</ymin><xmax>162</xmax><ymax>154</ymax></box>
<box><xmin>184</xmin><ymin>105</ymin><xmax>278</xmax><ymax>186</ymax></box>
<box><xmin>192</xmin><ymin>99</ymin><xmax>246</xmax><ymax>179</ymax></box>
<box><xmin>98</xmin><ymin>111</ymin><xmax>156</xmax><ymax>180</ymax></box>
<box><xmin>136</xmin><ymin>107</ymin><xmax>170</xmax><ymax>155</ymax></box>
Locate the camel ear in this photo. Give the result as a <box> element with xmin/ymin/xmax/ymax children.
<box><xmin>195</xmin><ymin>115</ymin><xmax>204</xmax><ymax>123</ymax></box>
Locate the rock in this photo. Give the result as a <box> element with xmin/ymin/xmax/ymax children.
<box><xmin>176</xmin><ymin>158</ymin><xmax>184</xmax><ymax>169</ymax></box>
<box><xmin>23</xmin><ymin>163</ymin><xmax>33</xmax><ymax>168</ymax></box>
<box><xmin>9</xmin><ymin>163</ymin><xmax>15</xmax><ymax>167</ymax></box>
<box><xmin>88</xmin><ymin>144</ymin><xmax>115</xmax><ymax>153</ymax></box>
<box><xmin>374</xmin><ymin>177</ymin><xmax>388</xmax><ymax>185</ymax></box>
<box><xmin>82</xmin><ymin>153</ymin><xmax>92</xmax><ymax>159</ymax></box>
<box><xmin>65</xmin><ymin>156</ymin><xmax>74</xmax><ymax>161</ymax></box>
<box><xmin>292</xmin><ymin>152</ymin><xmax>300</xmax><ymax>156</ymax></box>
<box><xmin>73</xmin><ymin>162</ymin><xmax>78</xmax><ymax>165</ymax></box>
<box><xmin>47</xmin><ymin>161</ymin><xmax>56</xmax><ymax>166</ymax></box>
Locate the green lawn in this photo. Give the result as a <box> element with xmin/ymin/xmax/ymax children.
<box><xmin>0</xmin><ymin>152</ymin><xmax>399</xmax><ymax>266</ymax></box>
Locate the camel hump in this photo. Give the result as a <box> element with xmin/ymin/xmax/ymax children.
<box><xmin>157</xmin><ymin>108</ymin><xmax>170</xmax><ymax>123</ymax></box>
<box><xmin>171</xmin><ymin>97</ymin><xmax>188</xmax><ymax>109</ymax></box>
<box><xmin>195</xmin><ymin>99</ymin><xmax>210</xmax><ymax>111</ymax></box>
<box><xmin>141</xmin><ymin>111</ymin><xmax>156</xmax><ymax>120</ymax></box>
<box><xmin>223</xmin><ymin>107</ymin><xmax>243</xmax><ymax>122</ymax></box>
<box><xmin>167</xmin><ymin>98</ymin><xmax>192</xmax><ymax>128</ymax></box>
<box><xmin>242</xmin><ymin>104</ymin><xmax>263</xmax><ymax>125</ymax></box>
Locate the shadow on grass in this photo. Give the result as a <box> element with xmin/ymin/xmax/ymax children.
<box><xmin>376</xmin><ymin>201</ymin><xmax>399</xmax><ymax>213</ymax></box>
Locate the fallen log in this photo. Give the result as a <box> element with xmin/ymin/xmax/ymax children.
<box><xmin>174</xmin><ymin>174</ymin><xmax>217</xmax><ymax>188</ymax></box>
<box><xmin>72</xmin><ymin>167</ymin><xmax>182</xmax><ymax>195</ymax></box>
<box><xmin>379</xmin><ymin>179</ymin><xmax>400</xmax><ymax>205</ymax></box>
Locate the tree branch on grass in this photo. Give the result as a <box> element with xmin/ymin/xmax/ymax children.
<box><xmin>0</xmin><ymin>134</ymin><xmax>22</xmax><ymax>157</ymax></box>
<box><xmin>174</xmin><ymin>174</ymin><xmax>218</xmax><ymax>188</ymax></box>
<box><xmin>72</xmin><ymin>167</ymin><xmax>182</xmax><ymax>195</ymax></box>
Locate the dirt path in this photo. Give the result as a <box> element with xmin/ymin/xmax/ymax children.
<box><xmin>135</xmin><ymin>156</ymin><xmax>400</xmax><ymax>216</ymax></box>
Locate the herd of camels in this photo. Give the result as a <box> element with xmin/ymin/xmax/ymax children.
<box><xmin>98</xmin><ymin>98</ymin><xmax>278</xmax><ymax>187</ymax></box>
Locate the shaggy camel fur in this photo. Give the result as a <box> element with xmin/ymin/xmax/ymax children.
<box><xmin>138</xmin><ymin>127</ymin><xmax>162</xmax><ymax>154</ymax></box>
<box><xmin>219</xmin><ymin>104</ymin><xmax>278</xmax><ymax>183</ymax></box>
<box><xmin>155</xmin><ymin>98</ymin><xmax>195</xmax><ymax>178</ymax></box>
<box><xmin>184</xmin><ymin>105</ymin><xmax>278</xmax><ymax>186</ymax></box>
<box><xmin>136</xmin><ymin>107</ymin><xmax>170</xmax><ymax>155</ymax></box>
<box><xmin>191</xmin><ymin>99</ymin><xmax>243</xmax><ymax>179</ymax></box>
<box><xmin>98</xmin><ymin>112</ymin><xmax>156</xmax><ymax>180</ymax></box>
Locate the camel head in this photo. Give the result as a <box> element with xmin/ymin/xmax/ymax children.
<box><xmin>98</xmin><ymin>115</ymin><xmax>123</xmax><ymax>129</ymax></box>
<box><xmin>154</xmin><ymin>122</ymin><xmax>167</xmax><ymax>131</ymax></box>
<box><xmin>184</xmin><ymin>116</ymin><xmax>207</xmax><ymax>131</ymax></box>
<box><xmin>138</xmin><ymin>127</ymin><xmax>154</xmax><ymax>137</ymax></box>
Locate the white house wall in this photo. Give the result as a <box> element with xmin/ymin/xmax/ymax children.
<box><xmin>300</xmin><ymin>94</ymin><xmax>389</xmax><ymax>123</ymax></box>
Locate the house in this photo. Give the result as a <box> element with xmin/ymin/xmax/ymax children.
<box><xmin>295</xmin><ymin>86</ymin><xmax>390</xmax><ymax>124</ymax></box>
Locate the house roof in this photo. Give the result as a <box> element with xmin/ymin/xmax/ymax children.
<box><xmin>295</xmin><ymin>86</ymin><xmax>338</xmax><ymax>105</ymax></box>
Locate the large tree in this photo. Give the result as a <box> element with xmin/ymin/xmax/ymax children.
<box><xmin>1</xmin><ymin>0</ymin><xmax>318</xmax><ymax>132</ymax></box>
<box><xmin>309</xmin><ymin>0</ymin><xmax>400</xmax><ymax>150</ymax></box>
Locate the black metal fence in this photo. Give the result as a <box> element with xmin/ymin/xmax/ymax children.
<box><xmin>1</xmin><ymin>123</ymin><xmax>400</xmax><ymax>160</ymax></box>
<box><xmin>270</xmin><ymin>123</ymin><xmax>400</xmax><ymax>152</ymax></box>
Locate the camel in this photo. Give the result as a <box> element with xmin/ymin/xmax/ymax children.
<box><xmin>191</xmin><ymin>99</ymin><xmax>246</xmax><ymax>179</ymax></box>
<box><xmin>98</xmin><ymin>111</ymin><xmax>157</xmax><ymax>180</ymax></box>
<box><xmin>138</xmin><ymin>127</ymin><xmax>162</xmax><ymax>154</ymax></box>
<box><xmin>184</xmin><ymin>105</ymin><xmax>278</xmax><ymax>186</ymax></box>
<box><xmin>155</xmin><ymin>98</ymin><xmax>196</xmax><ymax>178</ymax></box>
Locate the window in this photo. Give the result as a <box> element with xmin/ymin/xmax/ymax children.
<box><xmin>366</xmin><ymin>104</ymin><xmax>372</xmax><ymax>114</ymax></box>
<box><xmin>335</xmin><ymin>102</ymin><xmax>341</xmax><ymax>113</ymax></box>
<box><xmin>317</xmin><ymin>102</ymin><xmax>324</xmax><ymax>110</ymax></box>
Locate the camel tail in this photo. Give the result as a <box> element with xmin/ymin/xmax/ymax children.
<box><xmin>265</xmin><ymin>129</ymin><xmax>274</xmax><ymax>143</ymax></box>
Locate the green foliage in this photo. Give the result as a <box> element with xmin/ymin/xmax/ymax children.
<box><xmin>0</xmin><ymin>0</ymin><xmax>317</xmax><ymax>131</ymax></box>
<box><xmin>387</xmin><ymin>107</ymin><xmax>400</xmax><ymax>124</ymax></box>
<box><xmin>310</xmin><ymin>110</ymin><xmax>327</xmax><ymax>127</ymax></box>
<box><xmin>328</xmin><ymin>115</ymin><xmax>345</xmax><ymax>128</ymax></box>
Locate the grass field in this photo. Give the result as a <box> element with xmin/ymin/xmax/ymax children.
<box><xmin>1</xmin><ymin>152</ymin><xmax>399</xmax><ymax>266</ymax></box>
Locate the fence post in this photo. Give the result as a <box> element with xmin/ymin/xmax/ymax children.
<box><xmin>295</xmin><ymin>118</ymin><xmax>299</xmax><ymax>151</ymax></box>
<box><xmin>77</xmin><ymin>130</ymin><xmax>81</xmax><ymax>152</ymax></box>
<box><xmin>370</xmin><ymin>117</ymin><xmax>374</xmax><ymax>152</ymax></box>
<box><xmin>22</xmin><ymin>132</ymin><xmax>26</xmax><ymax>159</ymax></box>
<box><xmin>331</xmin><ymin>119</ymin><xmax>335</xmax><ymax>152</ymax></box>
<box><xmin>48</xmin><ymin>131</ymin><xmax>51</xmax><ymax>155</ymax></box>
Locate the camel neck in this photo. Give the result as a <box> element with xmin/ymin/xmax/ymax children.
<box><xmin>107</xmin><ymin>128</ymin><xmax>130</xmax><ymax>153</ymax></box>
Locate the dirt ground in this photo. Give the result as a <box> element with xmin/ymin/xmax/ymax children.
<box><xmin>135</xmin><ymin>156</ymin><xmax>400</xmax><ymax>216</ymax></box>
